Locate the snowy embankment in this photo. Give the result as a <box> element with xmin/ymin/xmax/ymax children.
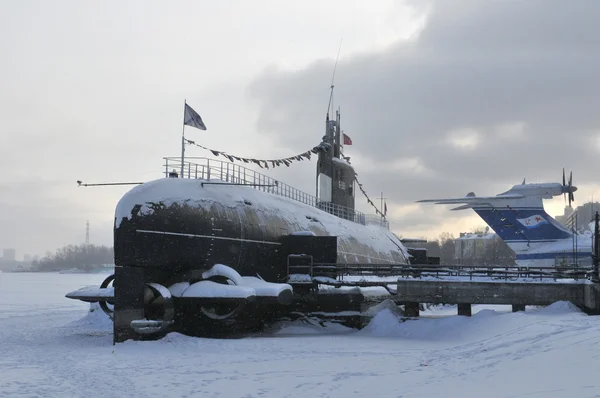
<box><xmin>1</xmin><ymin>273</ymin><xmax>600</xmax><ymax>398</ymax></box>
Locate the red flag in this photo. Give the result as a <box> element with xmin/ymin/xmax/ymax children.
<box><xmin>343</xmin><ymin>133</ymin><xmax>352</xmax><ymax>145</ymax></box>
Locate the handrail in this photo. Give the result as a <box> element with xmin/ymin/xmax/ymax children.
<box><xmin>163</xmin><ymin>157</ymin><xmax>389</xmax><ymax>228</ymax></box>
<box><xmin>313</xmin><ymin>263</ymin><xmax>594</xmax><ymax>281</ymax></box>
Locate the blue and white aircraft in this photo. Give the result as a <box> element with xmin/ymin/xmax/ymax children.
<box><xmin>417</xmin><ymin>170</ymin><xmax>593</xmax><ymax>267</ymax></box>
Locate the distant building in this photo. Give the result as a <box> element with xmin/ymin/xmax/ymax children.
<box><xmin>454</xmin><ymin>232</ymin><xmax>514</xmax><ymax>266</ymax></box>
<box><xmin>556</xmin><ymin>202</ymin><xmax>600</xmax><ymax>232</ymax></box>
<box><xmin>2</xmin><ymin>248</ymin><xmax>15</xmax><ymax>262</ymax></box>
<box><xmin>454</xmin><ymin>232</ymin><xmax>495</xmax><ymax>264</ymax></box>
<box><xmin>0</xmin><ymin>248</ymin><xmax>18</xmax><ymax>272</ymax></box>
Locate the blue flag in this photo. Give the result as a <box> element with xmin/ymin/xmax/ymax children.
<box><xmin>184</xmin><ymin>103</ymin><xmax>207</xmax><ymax>130</ymax></box>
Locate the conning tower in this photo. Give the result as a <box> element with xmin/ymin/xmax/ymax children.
<box><xmin>316</xmin><ymin>110</ymin><xmax>356</xmax><ymax>221</ymax></box>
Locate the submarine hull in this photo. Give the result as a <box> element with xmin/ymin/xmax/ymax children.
<box><xmin>109</xmin><ymin>177</ymin><xmax>408</xmax><ymax>342</ymax></box>
<box><xmin>114</xmin><ymin>177</ymin><xmax>408</xmax><ymax>280</ymax></box>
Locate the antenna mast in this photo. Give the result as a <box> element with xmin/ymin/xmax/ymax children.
<box><xmin>326</xmin><ymin>39</ymin><xmax>343</xmax><ymax>118</ymax></box>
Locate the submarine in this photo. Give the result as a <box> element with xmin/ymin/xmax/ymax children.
<box><xmin>67</xmin><ymin>108</ymin><xmax>412</xmax><ymax>343</ymax></box>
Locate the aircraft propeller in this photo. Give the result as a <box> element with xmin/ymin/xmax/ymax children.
<box><xmin>562</xmin><ymin>168</ymin><xmax>576</xmax><ymax>207</ymax></box>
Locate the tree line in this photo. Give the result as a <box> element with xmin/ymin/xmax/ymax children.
<box><xmin>32</xmin><ymin>244</ymin><xmax>114</xmax><ymax>272</ymax></box>
<box><xmin>405</xmin><ymin>229</ymin><xmax>516</xmax><ymax>266</ymax></box>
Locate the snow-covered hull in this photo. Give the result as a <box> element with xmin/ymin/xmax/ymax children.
<box><xmin>106</xmin><ymin>177</ymin><xmax>408</xmax><ymax>342</ymax></box>
<box><xmin>114</xmin><ymin>177</ymin><xmax>409</xmax><ymax>280</ymax></box>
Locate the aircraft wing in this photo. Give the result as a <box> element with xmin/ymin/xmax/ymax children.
<box><xmin>416</xmin><ymin>193</ymin><xmax>525</xmax><ymax>209</ymax></box>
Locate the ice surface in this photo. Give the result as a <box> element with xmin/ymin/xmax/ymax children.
<box><xmin>2</xmin><ymin>272</ymin><xmax>600</xmax><ymax>398</ymax></box>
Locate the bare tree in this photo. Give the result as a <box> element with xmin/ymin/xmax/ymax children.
<box><xmin>31</xmin><ymin>244</ymin><xmax>114</xmax><ymax>272</ymax></box>
<box><xmin>438</xmin><ymin>232</ymin><xmax>456</xmax><ymax>264</ymax></box>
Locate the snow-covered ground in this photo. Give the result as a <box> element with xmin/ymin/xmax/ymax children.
<box><xmin>1</xmin><ymin>272</ymin><xmax>600</xmax><ymax>398</ymax></box>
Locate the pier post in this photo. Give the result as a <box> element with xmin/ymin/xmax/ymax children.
<box><xmin>512</xmin><ymin>304</ymin><xmax>526</xmax><ymax>312</ymax></box>
<box><xmin>457</xmin><ymin>303</ymin><xmax>472</xmax><ymax>316</ymax></box>
<box><xmin>404</xmin><ymin>302</ymin><xmax>420</xmax><ymax>317</ymax></box>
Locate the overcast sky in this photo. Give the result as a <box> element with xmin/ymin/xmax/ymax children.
<box><xmin>1</xmin><ymin>0</ymin><xmax>599</xmax><ymax>260</ymax></box>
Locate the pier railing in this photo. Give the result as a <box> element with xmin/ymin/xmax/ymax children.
<box><xmin>164</xmin><ymin>157</ymin><xmax>389</xmax><ymax>229</ymax></box>
<box><xmin>312</xmin><ymin>263</ymin><xmax>594</xmax><ymax>282</ymax></box>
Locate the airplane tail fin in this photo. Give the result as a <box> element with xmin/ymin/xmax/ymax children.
<box><xmin>472</xmin><ymin>206</ymin><xmax>572</xmax><ymax>244</ymax></box>
<box><xmin>471</xmin><ymin>206</ymin><xmax>576</xmax><ymax>266</ymax></box>
<box><xmin>418</xmin><ymin>179</ymin><xmax>584</xmax><ymax>266</ymax></box>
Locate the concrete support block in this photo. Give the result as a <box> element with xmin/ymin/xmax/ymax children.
<box><xmin>584</xmin><ymin>284</ymin><xmax>600</xmax><ymax>314</ymax></box>
<box><xmin>404</xmin><ymin>302</ymin><xmax>420</xmax><ymax>317</ymax></box>
<box><xmin>457</xmin><ymin>303</ymin><xmax>472</xmax><ymax>316</ymax></box>
<box><xmin>512</xmin><ymin>304</ymin><xmax>526</xmax><ymax>312</ymax></box>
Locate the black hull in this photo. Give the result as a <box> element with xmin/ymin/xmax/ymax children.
<box><xmin>110</xmin><ymin>178</ymin><xmax>408</xmax><ymax>342</ymax></box>
<box><xmin>114</xmin><ymin>178</ymin><xmax>408</xmax><ymax>282</ymax></box>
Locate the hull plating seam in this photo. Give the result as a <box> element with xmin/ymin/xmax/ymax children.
<box><xmin>136</xmin><ymin>229</ymin><xmax>282</xmax><ymax>245</ymax></box>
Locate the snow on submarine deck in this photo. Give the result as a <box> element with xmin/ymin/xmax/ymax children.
<box><xmin>114</xmin><ymin>177</ymin><xmax>410</xmax><ymax>265</ymax></box>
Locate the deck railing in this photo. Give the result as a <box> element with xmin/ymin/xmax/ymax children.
<box><xmin>164</xmin><ymin>157</ymin><xmax>389</xmax><ymax>229</ymax></box>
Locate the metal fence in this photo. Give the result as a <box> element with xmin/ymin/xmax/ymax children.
<box><xmin>319</xmin><ymin>263</ymin><xmax>594</xmax><ymax>281</ymax></box>
<box><xmin>164</xmin><ymin>157</ymin><xmax>388</xmax><ymax>229</ymax></box>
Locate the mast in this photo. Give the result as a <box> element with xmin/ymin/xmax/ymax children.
<box><xmin>334</xmin><ymin>109</ymin><xmax>341</xmax><ymax>159</ymax></box>
<box><xmin>180</xmin><ymin>99</ymin><xmax>186</xmax><ymax>178</ymax></box>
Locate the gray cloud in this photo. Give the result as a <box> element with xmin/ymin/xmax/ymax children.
<box><xmin>2</xmin><ymin>0</ymin><xmax>599</xmax><ymax>255</ymax></box>
<box><xmin>1</xmin><ymin>0</ymin><xmax>422</xmax><ymax>257</ymax></box>
<box><xmin>248</xmin><ymin>0</ymin><xmax>600</xmax><ymax>237</ymax></box>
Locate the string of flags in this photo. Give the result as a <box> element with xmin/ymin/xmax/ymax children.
<box><xmin>354</xmin><ymin>174</ymin><xmax>387</xmax><ymax>218</ymax></box>
<box><xmin>184</xmin><ymin>138</ymin><xmax>331</xmax><ymax>170</ymax></box>
<box><xmin>182</xmin><ymin>102</ymin><xmax>385</xmax><ymax>217</ymax></box>
<box><xmin>182</xmin><ymin>102</ymin><xmax>330</xmax><ymax>169</ymax></box>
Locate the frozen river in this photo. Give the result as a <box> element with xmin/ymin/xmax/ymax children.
<box><xmin>1</xmin><ymin>272</ymin><xmax>599</xmax><ymax>398</ymax></box>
